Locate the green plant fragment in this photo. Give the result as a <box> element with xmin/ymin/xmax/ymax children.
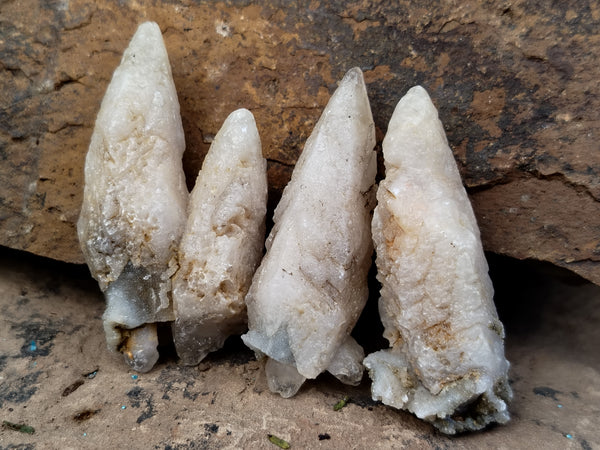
<box><xmin>268</xmin><ymin>434</ymin><xmax>291</xmax><ymax>449</ymax></box>
<box><xmin>333</xmin><ymin>396</ymin><xmax>350</xmax><ymax>411</ymax></box>
<box><xmin>2</xmin><ymin>420</ymin><xmax>35</xmax><ymax>434</ymax></box>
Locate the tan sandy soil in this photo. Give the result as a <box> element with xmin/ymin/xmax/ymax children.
<box><xmin>0</xmin><ymin>248</ymin><xmax>598</xmax><ymax>449</ymax></box>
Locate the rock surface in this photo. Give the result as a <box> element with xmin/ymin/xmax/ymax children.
<box><xmin>1</xmin><ymin>0</ymin><xmax>599</xmax><ymax>284</ymax></box>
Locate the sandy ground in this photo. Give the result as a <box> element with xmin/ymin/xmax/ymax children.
<box><xmin>0</xmin><ymin>247</ymin><xmax>598</xmax><ymax>449</ymax></box>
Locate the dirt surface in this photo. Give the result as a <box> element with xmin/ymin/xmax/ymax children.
<box><xmin>1</xmin><ymin>0</ymin><xmax>600</xmax><ymax>284</ymax></box>
<box><xmin>0</xmin><ymin>247</ymin><xmax>598</xmax><ymax>449</ymax></box>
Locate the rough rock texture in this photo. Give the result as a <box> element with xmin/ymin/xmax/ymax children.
<box><xmin>172</xmin><ymin>108</ymin><xmax>267</xmax><ymax>366</ymax></box>
<box><xmin>1</xmin><ymin>0</ymin><xmax>600</xmax><ymax>284</ymax></box>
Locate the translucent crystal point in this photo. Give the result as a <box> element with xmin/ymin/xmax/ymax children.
<box><xmin>242</xmin><ymin>67</ymin><xmax>377</xmax><ymax>396</ymax></box>
<box><xmin>77</xmin><ymin>22</ymin><xmax>187</xmax><ymax>372</ymax></box>
<box><xmin>363</xmin><ymin>86</ymin><xmax>512</xmax><ymax>434</ymax></box>
<box><xmin>172</xmin><ymin>108</ymin><xmax>267</xmax><ymax>365</ymax></box>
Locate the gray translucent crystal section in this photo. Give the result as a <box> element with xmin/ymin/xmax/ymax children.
<box><xmin>363</xmin><ymin>86</ymin><xmax>512</xmax><ymax>434</ymax></box>
<box><xmin>242</xmin><ymin>67</ymin><xmax>377</xmax><ymax>397</ymax></box>
<box><xmin>172</xmin><ymin>108</ymin><xmax>267</xmax><ymax>365</ymax></box>
<box><xmin>265</xmin><ymin>358</ymin><xmax>307</xmax><ymax>399</ymax></box>
<box><xmin>77</xmin><ymin>22</ymin><xmax>188</xmax><ymax>372</ymax></box>
<box><xmin>325</xmin><ymin>335</ymin><xmax>365</xmax><ymax>386</ymax></box>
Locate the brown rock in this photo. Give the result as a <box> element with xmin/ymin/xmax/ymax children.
<box><xmin>1</xmin><ymin>0</ymin><xmax>599</xmax><ymax>284</ymax></box>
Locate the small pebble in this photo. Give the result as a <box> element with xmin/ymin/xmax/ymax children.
<box><xmin>131</xmin><ymin>375</ymin><xmax>138</xmax><ymax>380</ymax></box>
<box><xmin>29</xmin><ymin>341</ymin><xmax>37</xmax><ymax>352</ymax></box>
<box><xmin>83</xmin><ymin>433</ymin><xmax>87</xmax><ymax>437</ymax></box>
<box><xmin>121</xmin><ymin>405</ymin><xmax>126</xmax><ymax>410</ymax></box>
<box><xmin>557</xmin><ymin>404</ymin><xmax>563</xmax><ymax>408</ymax></box>
<box><xmin>566</xmin><ymin>434</ymin><xmax>573</xmax><ymax>439</ymax></box>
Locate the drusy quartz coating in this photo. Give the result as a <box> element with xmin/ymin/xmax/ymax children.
<box><xmin>77</xmin><ymin>22</ymin><xmax>188</xmax><ymax>372</ymax></box>
<box><xmin>363</xmin><ymin>86</ymin><xmax>512</xmax><ymax>434</ymax></box>
<box><xmin>172</xmin><ymin>109</ymin><xmax>267</xmax><ymax>366</ymax></box>
<box><xmin>241</xmin><ymin>67</ymin><xmax>377</xmax><ymax>398</ymax></box>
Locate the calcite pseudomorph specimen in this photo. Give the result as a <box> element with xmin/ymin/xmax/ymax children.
<box><xmin>242</xmin><ymin>67</ymin><xmax>377</xmax><ymax>397</ymax></box>
<box><xmin>77</xmin><ymin>22</ymin><xmax>188</xmax><ymax>372</ymax></box>
<box><xmin>172</xmin><ymin>108</ymin><xmax>267</xmax><ymax>366</ymax></box>
<box><xmin>76</xmin><ymin>20</ymin><xmax>512</xmax><ymax>435</ymax></box>
<box><xmin>363</xmin><ymin>86</ymin><xmax>512</xmax><ymax>434</ymax></box>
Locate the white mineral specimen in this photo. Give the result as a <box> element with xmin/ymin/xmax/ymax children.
<box><xmin>77</xmin><ymin>22</ymin><xmax>188</xmax><ymax>372</ymax></box>
<box><xmin>172</xmin><ymin>109</ymin><xmax>267</xmax><ymax>365</ymax></box>
<box><xmin>363</xmin><ymin>86</ymin><xmax>512</xmax><ymax>433</ymax></box>
<box><xmin>241</xmin><ymin>67</ymin><xmax>377</xmax><ymax>397</ymax></box>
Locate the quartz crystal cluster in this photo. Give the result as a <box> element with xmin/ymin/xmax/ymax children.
<box><xmin>78</xmin><ymin>22</ymin><xmax>267</xmax><ymax>372</ymax></box>
<box><xmin>78</xmin><ymin>21</ymin><xmax>511</xmax><ymax>434</ymax></box>
<box><xmin>77</xmin><ymin>22</ymin><xmax>188</xmax><ymax>372</ymax></box>
<box><xmin>241</xmin><ymin>67</ymin><xmax>377</xmax><ymax>397</ymax></box>
<box><xmin>172</xmin><ymin>109</ymin><xmax>267</xmax><ymax>366</ymax></box>
<box><xmin>363</xmin><ymin>86</ymin><xmax>512</xmax><ymax>434</ymax></box>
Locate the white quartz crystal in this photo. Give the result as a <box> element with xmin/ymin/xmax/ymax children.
<box><xmin>241</xmin><ymin>68</ymin><xmax>377</xmax><ymax>397</ymax></box>
<box><xmin>363</xmin><ymin>86</ymin><xmax>512</xmax><ymax>433</ymax></box>
<box><xmin>77</xmin><ymin>22</ymin><xmax>188</xmax><ymax>372</ymax></box>
<box><xmin>172</xmin><ymin>109</ymin><xmax>267</xmax><ymax>365</ymax></box>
